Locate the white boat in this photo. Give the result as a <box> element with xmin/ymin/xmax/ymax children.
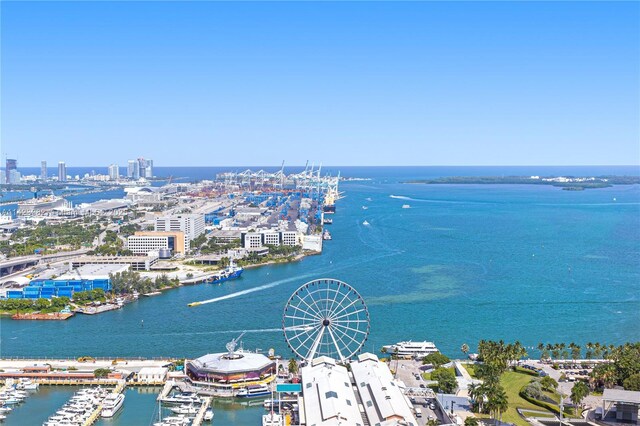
<box><xmin>362</xmin><ymin>205</ymin><xmax>368</xmax><ymax>210</ymax></box>
<box><xmin>204</xmin><ymin>409</ymin><xmax>214</xmax><ymax>421</ymax></box>
<box><xmin>402</xmin><ymin>204</ymin><xmax>411</xmax><ymax>209</ymax></box>
<box><xmin>236</xmin><ymin>384</ymin><xmax>271</xmax><ymax>398</ymax></box>
<box><xmin>262</xmin><ymin>412</ymin><xmax>284</xmax><ymax>426</ymax></box>
<box><xmin>0</xmin><ymin>407</ymin><xmax>11</xmax><ymax>413</ymax></box>
<box><xmin>17</xmin><ymin>379</ymin><xmax>39</xmax><ymax>390</ymax></box>
<box><xmin>170</xmin><ymin>404</ymin><xmax>198</xmax><ymax>415</ymax></box>
<box><xmin>100</xmin><ymin>393</ymin><xmax>125</xmax><ymax>418</ymax></box>
<box><xmin>362</xmin><ymin>220</ymin><xmax>370</xmax><ymax>226</ymax></box>
<box><xmin>0</xmin><ymin>414</ymin><xmax>6</xmax><ymax>421</ymax></box>
<box><xmin>382</xmin><ymin>340</ymin><xmax>439</xmax><ymax>358</ymax></box>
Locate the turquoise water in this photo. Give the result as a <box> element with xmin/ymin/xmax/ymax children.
<box><xmin>1</xmin><ymin>167</ymin><xmax>639</xmax><ymax>425</ymax></box>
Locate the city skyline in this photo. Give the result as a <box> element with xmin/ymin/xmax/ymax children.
<box><xmin>1</xmin><ymin>1</ymin><xmax>638</xmax><ymax>166</ymax></box>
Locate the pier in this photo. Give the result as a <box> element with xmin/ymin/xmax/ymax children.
<box><xmin>191</xmin><ymin>397</ymin><xmax>212</xmax><ymax>426</ymax></box>
<box><xmin>157</xmin><ymin>380</ymin><xmax>176</xmax><ymax>402</ymax></box>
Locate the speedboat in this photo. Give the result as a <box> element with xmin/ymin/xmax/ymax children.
<box><xmin>402</xmin><ymin>204</ymin><xmax>411</xmax><ymax>209</ymax></box>
<box><xmin>362</xmin><ymin>220</ymin><xmax>370</xmax><ymax>226</ymax></box>
<box><xmin>203</xmin><ymin>409</ymin><xmax>214</xmax><ymax>421</ymax></box>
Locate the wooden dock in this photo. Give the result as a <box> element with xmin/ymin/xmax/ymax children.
<box><xmin>191</xmin><ymin>397</ymin><xmax>212</xmax><ymax>426</ymax></box>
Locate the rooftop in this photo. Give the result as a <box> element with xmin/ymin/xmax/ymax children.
<box><xmin>603</xmin><ymin>389</ymin><xmax>640</xmax><ymax>405</ymax></box>
<box><xmin>190</xmin><ymin>350</ymin><xmax>274</xmax><ymax>374</ymax></box>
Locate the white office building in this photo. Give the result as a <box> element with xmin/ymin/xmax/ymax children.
<box><xmin>155</xmin><ymin>214</ymin><xmax>205</xmax><ymax>250</ymax></box>
<box><xmin>263</xmin><ymin>232</ymin><xmax>280</xmax><ymax>246</ymax></box>
<box><xmin>126</xmin><ymin>235</ymin><xmax>171</xmax><ymax>254</ymax></box>
<box><xmin>281</xmin><ymin>231</ymin><xmax>297</xmax><ymax>246</ymax></box>
<box><xmin>243</xmin><ymin>232</ymin><xmax>263</xmax><ymax>249</ymax></box>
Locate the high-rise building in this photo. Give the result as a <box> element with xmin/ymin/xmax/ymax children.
<box><xmin>108</xmin><ymin>164</ymin><xmax>120</xmax><ymax>180</ymax></box>
<box><xmin>137</xmin><ymin>158</ymin><xmax>147</xmax><ymax>179</ymax></box>
<box><xmin>155</xmin><ymin>214</ymin><xmax>205</xmax><ymax>251</ymax></box>
<box><xmin>5</xmin><ymin>159</ymin><xmax>17</xmax><ymax>184</ymax></box>
<box><xmin>58</xmin><ymin>161</ymin><xmax>67</xmax><ymax>182</ymax></box>
<box><xmin>145</xmin><ymin>159</ymin><xmax>154</xmax><ymax>178</ymax></box>
<box><xmin>127</xmin><ymin>160</ymin><xmax>139</xmax><ymax>179</ymax></box>
<box><xmin>41</xmin><ymin>161</ymin><xmax>47</xmax><ymax>180</ymax></box>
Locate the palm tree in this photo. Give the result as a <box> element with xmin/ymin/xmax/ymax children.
<box><xmin>288</xmin><ymin>358</ymin><xmax>298</xmax><ymax>376</ymax></box>
<box><xmin>570</xmin><ymin>381</ymin><xmax>590</xmax><ymax>412</ymax></box>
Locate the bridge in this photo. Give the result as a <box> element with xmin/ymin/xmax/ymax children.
<box><xmin>0</xmin><ymin>249</ymin><xmax>90</xmax><ymax>278</ymax></box>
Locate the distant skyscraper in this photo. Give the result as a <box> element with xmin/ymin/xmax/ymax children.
<box><xmin>58</xmin><ymin>161</ymin><xmax>67</xmax><ymax>182</ymax></box>
<box><xmin>108</xmin><ymin>164</ymin><xmax>120</xmax><ymax>180</ymax></box>
<box><xmin>127</xmin><ymin>160</ymin><xmax>139</xmax><ymax>179</ymax></box>
<box><xmin>5</xmin><ymin>159</ymin><xmax>17</xmax><ymax>184</ymax></box>
<box><xmin>41</xmin><ymin>161</ymin><xmax>47</xmax><ymax>180</ymax></box>
<box><xmin>137</xmin><ymin>158</ymin><xmax>147</xmax><ymax>179</ymax></box>
<box><xmin>146</xmin><ymin>159</ymin><xmax>154</xmax><ymax>178</ymax></box>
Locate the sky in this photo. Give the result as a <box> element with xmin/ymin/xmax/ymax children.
<box><xmin>1</xmin><ymin>1</ymin><xmax>639</xmax><ymax>167</ymax></box>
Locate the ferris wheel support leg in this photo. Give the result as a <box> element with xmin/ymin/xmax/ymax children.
<box><xmin>307</xmin><ymin>326</ymin><xmax>326</xmax><ymax>362</ymax></box>
<box><xmin>328</xmin><ymin>326</ymin><xmax>346</xmax><ymax>362</ymax></box>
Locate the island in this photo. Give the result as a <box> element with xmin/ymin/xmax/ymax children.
<box><xmin>404</xmin><ymin>175</ymin><xmax>640</xmax><ymax>190</ymax></box>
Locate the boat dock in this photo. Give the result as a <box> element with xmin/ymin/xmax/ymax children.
<box><xmin>11</xmin><ymin>312</ymin><xmax>74</xmax><ymax>320</ymax></box>
<box><xmin>157</xmin><ymin>380</ymin><xmax>176</xmax><ymax>402</ymax></box>
<box><xmin>191</xmin><ymin>397</ymin><xmax>212</xmax><ymax>426</ymax></box>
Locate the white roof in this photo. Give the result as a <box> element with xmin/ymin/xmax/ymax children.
<box><xmin>138</xmin><ymin>367</ymin><xmax>168</xmax><ymax>375</ymax></box>
<box><xmin>351</xmin><ymin>353</ymin><xmax>418</xmax><ymax>425</ymax></box>
<box><xmin>603</xmin><ymin>388</ymin><xmax>640</xmax><ymax>404</ymax></box>
<box><xmin>57</xmin><ymin>264</ymin><xmax>130</xmax><ymax>280</ymax></box>
<box><xmin>300</xmin><ymin>358</ymin><xmax>364</xmax><ymax>426</ymax></box>
<box><xmin>190</xmin><ymin>351</ymin><xmax>273</xmax><ymax>374</ymax></box>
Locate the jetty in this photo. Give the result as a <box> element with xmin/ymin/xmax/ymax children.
<box><xmin>11</xmin><ymin>312</ymin><xmax>74</xmax><ymax>320</ymax></box>
<box><xmin>191</xmin><ymin>397</ymin><xmax>212</xmax><ymax>426</ymax></box>
<box><xmin>157</xmin><ymin>380</ymin><xmax>176</xmax><ymax>402</ymax></box>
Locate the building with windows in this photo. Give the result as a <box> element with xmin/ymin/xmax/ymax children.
<box><xmin>58</xmin><ymin>161</ymin><xmax>67</xmax><ymax>182</ymax></box>
<box><xmin>126</xmin><ymin>231</ymin><xmax>185</xmax><ymax>255</ymax></box>
<box><xmin>240</xmin><ymin>230</ymin><xmax>299</xmax><ymax>249</ymax></box>
<box><xmin>127</xmin><ymin>160</ymin><xmax>139</xmax><ymax>179</ymax></box>
<box><xmin>5</xmin><ymin>159</ymin><xmax>17</xmax><ymax>184</ymax></box>
<box><xmin>108</xmin><ymin>164</ymin><xmax>120</xmax><ymax>180</ymax></box>
<box><xmin>40</xmin><ymin>161</ymin><xmax>47</xmax><ymax>180</ymax></box>
<box><xmin>155</xmin><ymin>214</ymin><xmax>205</xmax><ymax>251</ymax></box>
<box><xmin>242</xmin><ymin>232</ymin><xmax>263</xmax><ymax>249</ymax></box>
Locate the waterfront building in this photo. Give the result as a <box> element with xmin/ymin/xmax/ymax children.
<box><xmin>186</xmin><ymin>350</ymin><xmax>275</xmax><ymax>385</ymax></box>
<box><xmin>137</xmin><ymin>367</ymin><xmax>168</xmax><ymax>383</ymax></box>
<box><xmin>8</xmin><ymin>169</ymin><xmax>21</xmax><ymax>184</ymax></box>
<box><xmin>57</xmin><ymin>161</ymin><xmax>67</xmax><ymax>182</ymax></box>
<box><xmin>281</xmin><ymin>231</ymin><xmax>298</xmax><ymax>246</ymax></box>
<box><xmin>124</xmin><ymin>186</ymin><xmax>162</xmax><ymax>204</ymax></box>
<box><xmin>127</xmin><ymin>159</ymin><xmax>139</xmax><ymax>179</ymax></box>
<box><xmin>155</xmin><ymin>214</ymin><xmax>205</xmax><ymax>251</ymax></box>
<box><xmin>5</xmin><ymin>159</ymin><xmax>17</xmax><ymax>184</ymax></box>
<box><xmin>240</xmin><ymin>230</ymin><xmax>299</xmax><ymax>249</ymax></box>
<box><xmin>126</xmin><ymin>231</ymin><xmax>185</xmax><ymax>255</ymax></box>
<box><xmin>71</xmin><ymin>254</ymin><xmax>159</xmax><ymax>271</ymax></box>
<box><xmin>242</xmin><ymin>232</ymin><xmax>263</xmax><ymax>249</ymax></box>
<box><xmin>0</xmin><ymin>170</ymin><xmax>4</xmax><ymax>184</ymax></box>
<box><xmin>108</xmin><ymin>164</ymin><xmax>120</xmax><ymax>180</ymax></box>
<box><xmin>299</xmin><ymin>354</ymin><xmax>417</xmax><ymax>426</ymax></box>
<box><xmin>601</xmin><ymin>389</ymin><xmax>640</xmax><ymax>424</ymax></box>
<box><xmin>40</xmin><ymin>161</ymin><xmax>47</xmax><ymax>180</ymax></box>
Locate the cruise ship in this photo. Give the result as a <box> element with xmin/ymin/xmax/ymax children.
<box><xmin>101</xmin><ymin>393</ymin><xmax>125</xmax><ymax>417</ymax></box>
<box><xmin>382</xmin><ymin>341</ymin><xmax>439</xmax><ymax>358</ymax></box>
<box><xmin>17</xmin><ymin>195</ymin><xmax>67</xmax><ymax>214</ymax></box>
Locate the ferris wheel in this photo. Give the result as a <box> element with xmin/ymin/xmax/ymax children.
<box><xmin>282</xmin><ymin>278</ymin><xmax>370</xmax><ymax>362</ymax></box>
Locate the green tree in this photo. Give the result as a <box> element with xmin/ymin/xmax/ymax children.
<box><xmin>540</xmin><ymin>375</ymin><xmax>558</xmax><ymax>392</ymax></box>
<box><xmin>464</xmin><ymin>417</ymin><xmax>479</xmax><ymax>426</ymax></box>
<box><xmin>423</xmin><ymin>352</ymin><xmax>451</xmax><ymax>368</ymax></box>
<box><xmin>288</xmin><ymin>358</ymin><xmax>298</xmax><ymax>375</ymax></box>
<box><xmin>524</xmin><ymin>380</ymin><xmax>543</xmax><ymax>399</ymax></box>
<box><xmin>623</xmin><ymin>373</ymin><xmax>640</xmax><ymax>391</ymax></box>
<box><xmin>570</xmin><ymin>381</ymin><xmax>589</xmax><ymax>410</ymax></box>
<box><xmin>431</xmin><ymin>367</ymin><xmax>457</xmax><ymax>394</ymax></box>
<box><xmin>93</xmin><ymin>368</ymin><xmax>111</xmax><ymax>378</ymax></box>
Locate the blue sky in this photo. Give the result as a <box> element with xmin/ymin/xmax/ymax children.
<box><xmin>1</xmin><ymin>1</ymin><xmax>638</xmax><ymax>167</ymax></box>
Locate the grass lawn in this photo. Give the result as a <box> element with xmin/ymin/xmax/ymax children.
<box><xmin>422</xmin><ymin>367</ymin><xmax>456</xmax><ymax>381</ymax></box>
<box><xmin>520</xmin><ymin>410</ymin><xmax>556</xmax><ymax>419</ymax></box>
<box><xmin>499</xmin><ymin>370</ymin><xmax>553</xmax><ymax>426</ymax></box>
<box><xmin>462</xmin><ymin>363</ymin><xmax>477</xmax><ymax>378</ymax></box>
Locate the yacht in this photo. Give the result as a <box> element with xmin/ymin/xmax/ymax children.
<box><xmin>170</xmin><ymin>404</ymin><xmax>198</xmax><ymax>415</ymax></box>
<box><xmin>402</xmin><ymin>204</ymin><xmax>411</xmax><ymax>209</ymax></box>
<box><xmin>362</xmin><ymin>220</ymin><xmax>370</xmax><ymax>226</ymax></box>
<box><xmin>203</xmin><ymin>409</ymin><xmax>214</xmax><ymax>421</ymax></box>
<box><xmin>17</xmin><ymin>379</ymin><xmax>39</xmax><ymax>390</ymax></box>
<box><xmin>382</xmin><ymin>340</ymin><xmax>439</xmax><ymax>358</ymax></box>
<box><xmin>101</xmin><ymin>393</ymin><xmax>125</xmax><ymax>418</ymax></box>
<box><xmin>322</xmin><ymin>230</ymin><xmax>332</xmax><ymax>240</ymax></box>
<box><xmin>236</xmin><ymin>384</ymin><xmax>271</xmax><ymax>398</ymax></box>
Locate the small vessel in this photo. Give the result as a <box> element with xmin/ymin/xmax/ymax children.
<box><xmin>382</xmin><ymin>340</ymin><xmax>439</xmax><ymax>358</ymax></box>
<box><xmin>170</xmin><ymin>404</ymin><xmax>198</xmax><ymax>415</ymax></box>
<box><xmin>322</xmin><ymin>230</ymin><xmax>332</xmax><ymax>240</ymax></box>
<box><xmin>362</xmin><ymin>220</ymin><xmax>370</xmax><ymax>226</ymax></box>
<box><xmin>101</xmin><ymin>393</ymin><xmax>125</xmax><ymax>418</ymax></box>
<box><xmin>0</xmin><ymin>413</ymin><xmax>6</xmax><ymax>421</ymax></box>
<box><xmin>362</xmin><ymin>205</ymin><xmax>368</xmax><ymax>210</ymax></box>
<box><xmin>402</xmin><ymin>204</ymin><xmax>411</xmax><ymax>209</ymax></box>
<box><xmin>262</xmin><ymin>412</ymin><xmax>284</xmax><ymax>426</ymax></box>
<box><xmin>236</xmin><ymin>384</ymin><xmax>271</xmax><ymax>398</ymax></box>
<box><xmin>204</xmin><ymin>409</ymin><xmax>214</xmax><ymax>421</ymax></box>
<box><xmin>366</xmin><ymin>197</ymin><xmax>372</xmax><ymax>201</ymax></box>
<box><xmin>211</xmin><ymin>260</ymin><xmax>244</xmax><ymax>284</ymax></box>
<box><xmin>322</xmin><ymin>218</ymin><xmax>333</xmax><ymax>225</ymax></box>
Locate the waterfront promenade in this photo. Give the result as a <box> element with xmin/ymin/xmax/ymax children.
<box><xmin>0</xmin><ymin>358</ymin><xmax>171</xmax><ymax>373</ymax></box>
